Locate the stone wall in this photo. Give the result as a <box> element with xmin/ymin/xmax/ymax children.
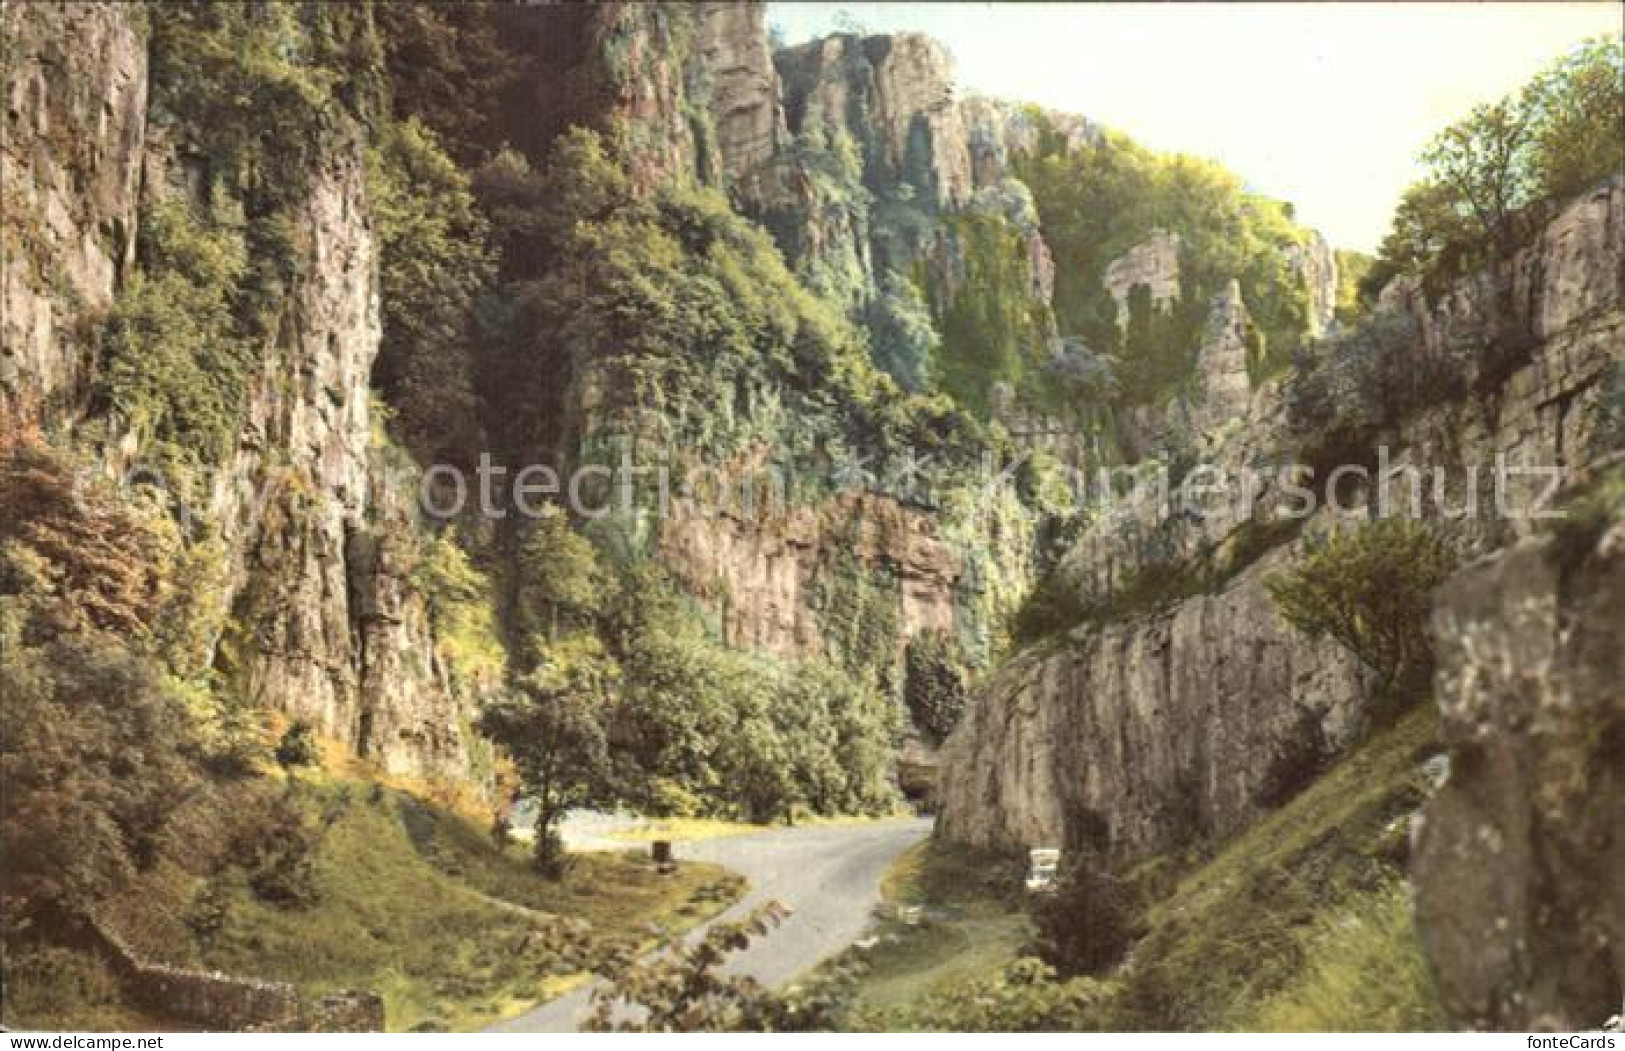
<box><xmin>88</xmin><ymin>913</ymin><xmax>383</xmax><ymax>1032</ymax></box>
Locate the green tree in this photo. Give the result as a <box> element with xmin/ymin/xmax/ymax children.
<box><xmin>368</xmin><ymin>117</ymin><xmax>495</xmax><ymax>467</ymax></box>
<box><xmin>516</xmin><ymin>508</ymin><xmax>608</xmax><ymax>648</ymax></box>
<box><xmin>1370</xmin><ymin>36</ymin><xmax>1624</xmax><ymax>287</ymax></box>
<box><xmin>1420</xmin><ymin>99</ymin><xmax>1534</xmax><ymax>250</ymax></box>
<box><xmin>477</xmin><ymin>635</ymin><xmax>619</xmax><ymax>875</ymax></box>
<box><xmin>1523</xmin><ymin>36</ymin><xmax>1625</xmax><ymax>202</ymax></box>
<box><xmin>1265</xmin><ymin>519</ymin><xmax>1459</xmax><ymax>722</ymax></box>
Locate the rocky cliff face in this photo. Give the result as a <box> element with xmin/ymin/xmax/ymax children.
<box><xmin>696</xmin><ymin>1</ymin><xmax>787</xmax><ymax>201</ymax></box>
<box><xmin>939</xmin><ymin>560</ymin><xmax>1368</xmax><ymax>856</ymax></box>
<box><xmin>3</xmin><ymin>5</ymin><xmax>480</xmax><ymax>784</ymax></box>
<box><xmin>1102</xmin><ymin>230</ymin><xmax>1182</xmax><ymax>324</ymax></box>
<box><xmin>658</xmin><ymin>488</ymin><xmax>964</xmax><ymax>662</ymax></box>
<box><xmin>939</xmin><ymin>181</ymin><xmax>1625</xmax><ymax>863</ymax></box>
<box><xmin>1</xmin><ymin>1</ymin><xmax>147</xmax><ymax>428</ymax></box>
<box><xmin>1414</xmin><ymin>520</ymin><xmax>1624</xmax><ymax>1031</ymax></box>
<box><xmin>777</xmin><ymin>32</ymin><xmax>972</xmax><ymax>210</ymax></box>
<box><xmin>214</xmin><ymin>137</ymin><xmax>470</xmax><ymax>779</ymax></box>
<box><xmin>1287</xmin><ymin>231</ymin><xmax>1338</xmax><ymax>336</ymax></box>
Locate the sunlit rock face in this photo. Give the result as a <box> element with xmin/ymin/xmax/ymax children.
<box><xmin>1101</xmin><ymin>229</ymin><xmax>1182</xmax><ymax>325</ymax></box>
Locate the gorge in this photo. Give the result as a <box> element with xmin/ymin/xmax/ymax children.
<box><xmin>2</xmin><ymin>0</ymin><xmax>1620</xmax><ymax>1033</ymax></box>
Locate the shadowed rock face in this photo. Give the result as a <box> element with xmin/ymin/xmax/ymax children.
<box><xmin>1414</xmin><ymin>523</ymin><xmax>1625</xmax><ymax>1031</ymax></box>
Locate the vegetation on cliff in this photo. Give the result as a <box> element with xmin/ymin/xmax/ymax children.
<box><xmin>1013</xmin><ymin>117</ymin><xmax>1317</xmax><ymax>399</ymax></box>
<box><xmin>1363</xmin><ymin>35</ymin><xmax>1623</xmax><ymax>297</ymax></box>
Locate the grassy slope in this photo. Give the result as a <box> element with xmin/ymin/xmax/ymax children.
<box><xmin>851</xmin><ymin>839</ymin><xmax>1032</xmax><ymax>1013</ymax></box>
<box><xmin>197</xmin><ymin>774</ymin><xmax>742</xmax><ymax>1032</ymax></box>
<box><xmin>3</xmin><ymin>771</ymin><xmax>741</xmax><ymax>1034</ymax></box>
<box><xmin>1113</xmin><ymin>703</ymin><xmax>1447</xmax><ymax>1030</ymax></box>
<box><xmin>795</xmin><ymin>837</ymin><xmax>1033</xmax><ymax>1023</ymax></box>
<box><xmin>841</xmin><ymin>704</ymin><xmax>1449</xmax><ymax>1031</ymax></box>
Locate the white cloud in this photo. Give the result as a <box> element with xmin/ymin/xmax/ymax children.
<box><xmin>768</xmin><ymin>2</ymin><xmax>1622</xmax><ymax>251</ymax></box>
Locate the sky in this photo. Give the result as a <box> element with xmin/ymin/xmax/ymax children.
<box><xmin>766</xmin><ymin>2</ymin><xmax>1623</xmax><ymax>252</ymax></box>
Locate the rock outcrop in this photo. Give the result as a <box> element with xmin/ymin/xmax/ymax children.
<box><xmin>938</xmin><ymin>557</ymin><xmax>1367</xmax><ymax>857</ymax></box>
<box><xmin>1287</xmin><ymin>230</ymin><xmax>1338</xmax><ymax>336</ymax></box>
<box><xmin>3</xmin><ymin>5</ymin><xmax>481</xmax><ymax>783</ymax></box>
<box><xmin>1103</xmin><ymin>229</ymin><xmax>1182</xmax><ymax>324</ymax></box>
<box><xmin>697</xmin><ymin>0</ymin><xmax>787</xmax><ymax>202</ymax></box>
<box><xmin>1</xmin><ymin>1</ymin><xmax>147</xmax><ymax>428</ymax></box>
<box><xmin>778</xmin><ymin>32</ymin><xmax>971</xmax><ymax>209</ymax></box>
<box><xmin>1189</xmin><ymin>280</ymin><xmax>1257</xmax><ymax>436</ymax></box>
<box><xmin>1413</xmin><ymin>521</ymin><xmax>1625</xmax><ymax>1031</ymax></box>
<box><xmin>658</xmin><ymin>488</ymin><xmax>962</xmax><ymax>662</ymax></box>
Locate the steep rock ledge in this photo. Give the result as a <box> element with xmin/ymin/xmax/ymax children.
<box><xmin>937</xmin><ymin>558</ymin><xmax>1367</xmax><ymax>857</ymax></box>
<box><xmin>3</xmin><ymin>4</ymin><xmax>482</xmax><ymax>785</ymax></box>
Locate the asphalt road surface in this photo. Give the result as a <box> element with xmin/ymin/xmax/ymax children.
<box><xmin>489</xmin><ymin>816</ymin><xmax>933</xmax><ymax>1032</ymax></box>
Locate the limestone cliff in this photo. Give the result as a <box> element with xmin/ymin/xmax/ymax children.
<box><xmin>939</xmin><ymin>180</ymin><xmax>1625</xmax><ymax>862</ymax></box>
<box><xmin>2</xmin><ymin>4</ymin><xmax>481</xmax><ymax>783</ymax></box>
<box><xmin>1</xmin><ymin>1</ymin><xmax>147</xmax><ymax>428</ymax></box>
<box><xmin>1102</xmin><ymin>230</ymin><xmax>1182</xmax><ymax>324</ymax></box>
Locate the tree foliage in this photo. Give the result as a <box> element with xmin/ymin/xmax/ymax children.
<box><xmin>477</xmin><ymin>635</ymin><xmax>619</xmax><ymax>875</ymax></box>
<box><xmin>1012</xmin><ymin>118</ymin><xmax>1317</xmax><ymax>407</ymax></box>
<box><xmin>1367</xmin><ymin>35</ymin><xmax>1623</xmax><ymax>296</ymax></box>
<box><xmin>903</xmin><ymin>630</ymin><xmax>968</xmax><ymax>744</ymax></box>
<box><xmin>1266</xmin><ymin>519</ymin><xmax>1460</xmax><ymax>720</ymax></box>
<box><xmin>367</xmin><ymin>116</ymin><xmax>495</xmax><ymax>468</ymax></box>
<box><xmin>586</xmin><ymin>902</ymin><xmax>793</xmax><ymax>1031</ymax></box>
<box><xmin>0</xmin><ymin>634</ymin><xmax>198</xmax><ymax>935</ymax></box>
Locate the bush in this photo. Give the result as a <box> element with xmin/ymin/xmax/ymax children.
<box><xmin>275</xmin><ymin>721</ymin><xmax>320</xmax><ymax>770</ymax></box>
<box><xmin>903</xmin><ymin>630</ymin><xmax>969</xmax><ymax>744</ymax></box>
<box><xmin>1266</xmin><ymin>518</ymin><xmax>1460</xmax><ymax>723</ymax></box>
<box><xmin>0</xmin><ymin>634</ymin><xmax>197</xmax><ymax>932</ymax></box>
<box><xmin>1028</xmin><ymin>853</ymin><xmax>1138</xmax><ymax>977</ymax></box>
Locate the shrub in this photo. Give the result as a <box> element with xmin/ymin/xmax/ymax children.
<box><xmin>0</xmin><ymin>634</ymin><xmax>197</xmax><ymax>932</ymax></box>
<box><xmin>586</xmin><ymin>903</ymin><xmax>791</xmax><ymax>1031</ymax></box>
<box><xmin>903</xmin><ymin>630</ymin><xmax>969</xmax><ymax>744</ymax></box>
<box><xmin>1028</xmin><ymin>852</ymin><xmax>1138</xmax><ymax>977</ymax></box>
<box><xmin>1266</xmin><ymin>518</ymin><xmax>1460</xmax><ymax>723</ymax></box>
<box><xmin>275</xmin><ymin>721</ymin><xmax>320</xmax><ymax>770</ymax></box>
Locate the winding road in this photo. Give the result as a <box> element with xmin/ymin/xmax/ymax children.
<box><xmin>489</xmin><ymin>816</ymin><xmax>933</xmax><ymax>1032</ymax></box>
